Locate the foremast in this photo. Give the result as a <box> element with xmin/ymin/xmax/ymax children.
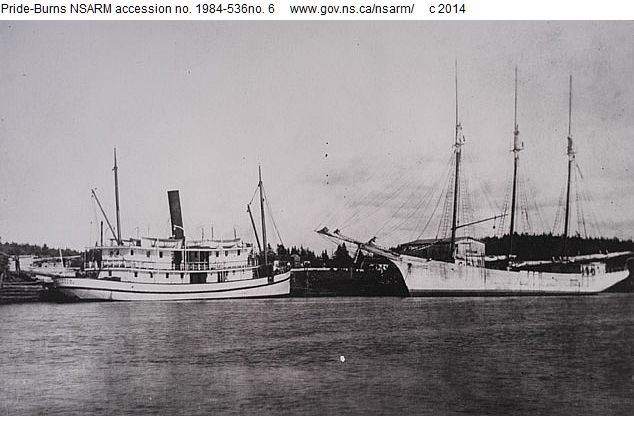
<box><xmin>450</xmin><ymin>62</ymin><xmax>465</xmax><ymax>259</ymax></box>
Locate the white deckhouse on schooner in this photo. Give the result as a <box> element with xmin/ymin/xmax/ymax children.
<box><xmin>54</xmin><ymin>152</ymin><xmax>290</xmax><ymax>301</ymax></box>
<box><xmin>319</xmin><ymin>69</ymin><xmax>630</xmax><ymax>296</ymax></box>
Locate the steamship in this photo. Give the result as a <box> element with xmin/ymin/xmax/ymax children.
<box><xmin>54</xmin><ymin>152</ymin><xmax>290</xmax><ymax>301</ymax></box>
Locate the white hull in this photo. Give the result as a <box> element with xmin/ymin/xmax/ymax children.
<box><xmin>54</xmin><ymin>271</ymin><xmax>291</xmax><ymax>301</ymax></box>
<box><xmin>393</xmin><ymin>255</ymin><xmax>628</xmax><ymax>296</ymax></box>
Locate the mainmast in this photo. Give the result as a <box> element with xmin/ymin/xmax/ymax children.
<box><xmin>113</xmin><ymin>148</ymin><xmax>122</xmax><ymax>245</ymax></box>
<box><xmin>450</xmin><ymin>61</ymin><xmax>464</xmax><ymax>258</ymax></box>
<box><xmin>509</xmin><ymin>67</ymin><xmax>524</xmax><ymax>258</ymax></box>
<box><xmin>562</xmin><ymin>75</ymin><xmax>574</xmax><ymax>257</ymax></box>
<box><xmin>259</xmin><ymin>165</ymin><xmax>268</xmax><ymax>265</ymax></box>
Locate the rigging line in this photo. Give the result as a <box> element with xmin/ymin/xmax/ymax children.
<box><xmin>434</xmin><ymin>155</ymin><xmax>453</xmax><ymax>240</ymax></box>
<box><xmin>248</xmin><ymin>186</ymin><xmax>260</xmax><ymax>207</ymax></box>
<box><xmin>374</xmin><ymin>167</ymin><xmax>438</xmax><ymax>236</ymax></box>
<box><xmin>262</xmin><ymin>187</ymin><xmax>285</xmax><ymax>247</ymax></box>
<box><xmin>336</xmin><ymin>167</ymin><xmax>422</xmax><ymax>231</ymax></box>
<box><xmin>575</xmin><ymin>161</ymin><xmax>601</xmax><ymax>237</ymax></box>
<box><xmin>381</xmin><ymin>175</ymin><xmax>439</xmax><ymax>244</ymax></box>
<box><xmin>394</xmin><ymin>169</ymin><xmax>446</xmax><ymax>242</ymax></box>
<box><xmin>378</xmin><ymin>153</ymin><xmax>454</xmax><ymax>239</ymax></box>
<box><xmin>581</xmin><ymin>182</ymin><xmax>600</xmax><ymax>237</ymax></box>
<box><xmin>498</xmin><ymin>188</ymin><xmax>509</xmax><ymax>238</ymax></box>
<box><xmin>573</xmin><ymin>166</ymin><xmax>586</xmax><ymax>238</ymax></box>
<box><xmin>421</xmin><ymin>183</ymin><xmax>449</xmax><ymax>241</ymax></box>
<box><xmin>519</xmin><ymin>175</ymin><xmax>532</xmax><ymax>234</ymax></box>
<box><xmin>89</xmin><ymin>195</ymin><xmax>97</xmax><ymax>246</ymax></box>
<box><xmin>401</xmin><ymin>153</ymin><xmax>455</xmax><ymax>240</ymax></box>
<box><xmin>377</xmin><ymin>154</ymin><xmax>450</xmax><ymax>244</ymax></box>
<box><xmin>434</xmin><ymin>153</ymin><xmax>457</xmax><ymax>240</ymax></box>
<box><xmin>553</xmin><ymin>182</ymin><xmax>567</xmax><ymax>235</ymax></box>
<box><xmin>323</xmin><ymin>159</ymin><xmax>416</xmax><ymax>230</ymax></box>
<box><xmin>460</xmin><ymin>167</ymin><xmax>476</xmax><ymax>238</ymax></box>
<box><xmin>351</xmin><ymin>157</ymin><xmax>438</xmax><ymax>228</ymax></box>
<box><xmin>408</xmin><ymin>169</ymin><xmax>449</xmax><ymax>238</ymax></box>
<box><xmin>314</xmin><ymin>176</ymin><xmax>365</xmax><ymax>231</ymax></box>
<box><xmin>526</xmin><ymin>176</ymin><xmax>547</xmax><ymax>235</ymax></box>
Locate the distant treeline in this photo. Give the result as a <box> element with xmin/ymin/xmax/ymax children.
<box><xmin>483</xmin><ymin>234</ymin><xmax>634</xmax><ymax>260</ymax></box>
<box><xmin>268</xmin><ymin>243</ymin><xmax>356</xmax><ymax>268</ymax></box>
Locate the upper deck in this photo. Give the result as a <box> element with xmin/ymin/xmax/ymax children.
<box><xmin>87</xmin><ymin>236</ymin><xmax>255</xmax><ymax>273</ymax></box>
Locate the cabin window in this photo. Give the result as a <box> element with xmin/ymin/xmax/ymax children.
<box><xmin>237</xmin><ymin>250</ymin><xmax>241</xmax><ymax>256</ymax></box>
<box><xmin>149</xmin><ymin>272</ymin><xmax>153</xmax><ymax>278</ymax></box>
<box><xmin>115</xmin><ymin>250</ymin><xmax>120</xmax><ymax>256</ymax></box>
<box><xmin>216</xmin><ymin>251</ymin><xmax>219</xmax><ymax>257</ymax></box>
<box><xmin>180</xmin><ymin>273</ymin><xmax>184</xmax><ymax>279</ymax></box>
<box><xmin>225</xmin><ymin>250</ymin><xmax>228</xmax><ymax>256</ymax></box>
<box><xmin>159</xmin><ymin>251</ymin><xmax>163</xmax><ymax>258</ymax></box>
<box><xmin>130</xmin><ymin>250</ymin><xmax>134</xmax><ymax>256</ymax></box>
<box><xmin>146</xmin><ymin>251</ymin><xmax>150</xmax><ymax>258</ymax></box>
<box><xmin>166</xmin><ymin>273</ymin><xmax>169</xmax><ymax>279</ymax></box>
<box><xmin>108</xmin><ymin>271</ymin><xmax>112</xmax><ymax>277</ymax></box>
<box><xmin>109</xmin><ymin>250</ymin><xmax>113</xmax><ymax>256</ymax></box>
<box><xmin>134</xmin><ymin>272</ymin><xmax>138</xmax><ymax>278</ymax></box>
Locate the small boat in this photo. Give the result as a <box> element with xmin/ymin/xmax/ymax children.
<box><xmin>54</xmin><ymin>151</ymin><xmax>290</xmax><ymax>301</ymax></box>
<box><xmin>10</xmin><ymin>253</ymin><xmax>79</xmax><ymax>283</ymax></box>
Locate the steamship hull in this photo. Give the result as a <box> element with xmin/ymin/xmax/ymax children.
<box><xmin>54</xmin><ymin>271</ymin><xmax>291</xmax><ymax>301</ymax></box>
<box><xmin>393</xmin><ymin>254</ymin><xmax>628</xmax><ymax>296</ymax></box>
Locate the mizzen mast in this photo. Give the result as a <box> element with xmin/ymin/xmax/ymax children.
<box><xmin>562</xmin><ymin>75</ymin><xmax>574</xmax><ymax>257</ymax></box>
<box><xmin>509</xmin><ymin>67</ymin><xmax>524</xmax><ymax>258</ymax></box>
<box><xmin>450</xmin><ymin>61</ymin><xmax>465</xmax><ymax>258</ymax></box>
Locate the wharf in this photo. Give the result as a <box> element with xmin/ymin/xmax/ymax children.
<box><xmin>290</xmin><ymin>267</ymin><xmax>407</xmax><ymax>297</ymax></box>
<box><xmin>0</xmin><ymin>273</ymin><xmax>47</xmax><ymax>303</ymax></box>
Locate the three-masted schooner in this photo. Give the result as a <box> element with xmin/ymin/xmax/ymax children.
<box><xmin>54</xmin><ymin>151</ymin><xmax>290</xmax><ymax>301</ymax></box>
<box><xmin>319</xmin><ymin>70</ymin><xmax>630</xmax><ymax>296</ymax></box>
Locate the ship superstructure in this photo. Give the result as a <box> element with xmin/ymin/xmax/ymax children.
<box><xmin>54</xmin><ymin>152</ymin><xmax>290</xmax><ymax>301</ymax></box>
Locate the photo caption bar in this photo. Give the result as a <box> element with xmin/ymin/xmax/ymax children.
<box><xmin>0</xmin><ymin>0</ymin><xmax>632</xmax><ymax>20</ymax></box>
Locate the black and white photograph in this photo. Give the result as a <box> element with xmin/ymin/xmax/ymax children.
<box><xmin>0</xmin><ymin>19</ymin><xmax>633</xmax><ymax>416</ymax></box>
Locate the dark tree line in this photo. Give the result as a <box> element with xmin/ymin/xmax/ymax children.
<box><xmin>483</xmin><ymin>233</ymin><xmax>634</xmax><ymax>260</ymax></box>
<box><xmin>270</xmin><ymin>243</ymin><xmax>355</xmax><ymax>268</ymax></box>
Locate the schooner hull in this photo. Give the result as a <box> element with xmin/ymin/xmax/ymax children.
<box><xmin>393</xmin><ymin>255</ymin><xmax>628</xmax><ymax>296</ymax></box>
<box><xmin>54</xmin><ymin>271</ymin><xmax>291</xmax><ymax>301</ymax></box>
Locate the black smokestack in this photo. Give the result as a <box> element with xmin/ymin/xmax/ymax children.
<box><xmin>168</xmin><ymin>190</ymin><xmax>184</xmax><ymax>240</ymax></box>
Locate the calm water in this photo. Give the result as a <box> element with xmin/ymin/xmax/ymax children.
<box><xmin>1</xmin><ymin>295</ymin><xmax>632</xmax><ymax>415</ymax></box>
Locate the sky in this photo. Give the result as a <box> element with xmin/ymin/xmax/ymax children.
<box><xmin>1</xmin><ymin>21</ymin><xmax>633</xmax><ymax>252</ymax></box>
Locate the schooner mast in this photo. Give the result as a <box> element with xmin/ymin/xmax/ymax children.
<box><xmin>450</xmin><ymin>62</ymin><xmax>465</xmax><ymax>258</ymax></box>
<box><xmin>508</xmin><ymin>67</ymin><xmax>524</xmax><ymax>259</ymax></box>
<box><xmin>562</xmin><ymin>75</ymin><xmax>574</xmax><ymax>257</ymax></box>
